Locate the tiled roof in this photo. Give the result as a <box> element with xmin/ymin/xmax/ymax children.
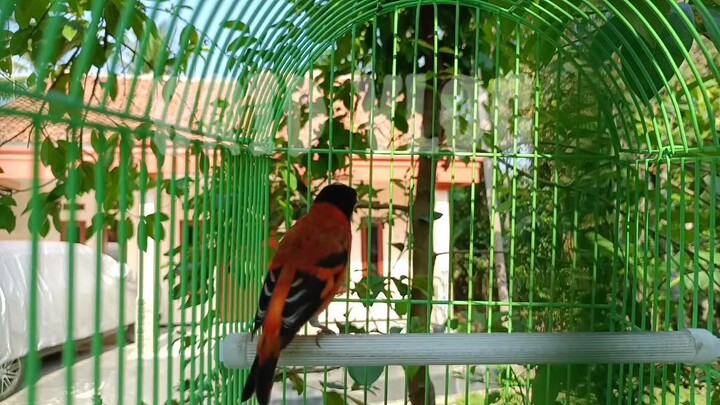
<box><xmin>0</xmin><ymin>71</ymin><xmax>417</xmax><ymax>149</ymax></box>
<box><xmin>0</xmin><ymin>74</ymin><xmax>249</xmax><ymax>145</ymax></box>
<box><xmin>0</xmin><ymin>73</ymin><xmax>480</xmax><ymax>185</ymax></box>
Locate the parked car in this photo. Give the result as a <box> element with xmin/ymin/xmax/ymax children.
<box><xmin>0</xmin><ymin>241</ymin><xmax>137</xmax><ymax>400</ymax></box>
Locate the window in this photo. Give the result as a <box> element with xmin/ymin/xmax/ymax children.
<box><xmin>60</xmin><ymin>221</ymin><xmax>87</xmax><ymax>244</ymax></box>
<box><xmin>103</xmin><ymin>224</ymin><xmax>120</xmax><ymax>261</ymax></box>
<box><xmin>180</xmin><ymin>220</ymin><xmax>203</xmax><ymax>245</ymax></box>
<box><xmin>360</xmin><ymin>219</ymin><xmax>384</xmax><ymax>277</ymax></box>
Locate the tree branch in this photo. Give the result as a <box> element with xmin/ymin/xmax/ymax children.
<box><xmin>355</xmin><ymin>201</ymin><xmax>409</xmax><ymax>213</ymax></box>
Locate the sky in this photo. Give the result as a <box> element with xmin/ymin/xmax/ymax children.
<box><xmin>147</xmin><ymin>0</ymin><xmax>293</xmax><ymax>78</ymax></box>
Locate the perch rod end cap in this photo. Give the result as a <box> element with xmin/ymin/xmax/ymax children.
<box><xmin>687</xmin><ymin>328</ymin><xmax>720</xmax><ymax>364</ymax></box>
<box><xmin>220</xmin><ymin>333</ymin><xmax>253</xmax><ymax>368</ymax></box>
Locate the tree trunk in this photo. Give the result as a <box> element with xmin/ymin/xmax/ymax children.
<box><xmin>409</xmin><ymin>155</ymin><xmax>437</xmax><ymax>405</ymax></box>
<box><xmin>408</xmin><ymin>5</ymin><xmax>439</xmax><ymax>405</ymax></box>
<box><xmin>481</xmin><ymin>156</ymin><xmax>509</xmax><ymax>314</ymax></box>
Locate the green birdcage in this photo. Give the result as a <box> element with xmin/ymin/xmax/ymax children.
<box><xmin>0</xmin><ymin>0</ymin><xmax>719</xmax><ymax>404</ymax></box>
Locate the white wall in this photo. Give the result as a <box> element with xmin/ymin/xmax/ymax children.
<box><xmin>322</xmin><ymin>186</ymin><xmax>452</xmax><ymax>334</ymax></box>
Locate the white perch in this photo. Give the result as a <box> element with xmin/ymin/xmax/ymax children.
<box><xmin>219</xmin><ymin>329</ymin><xmax>720</xmax><ymax>369</ymax></box>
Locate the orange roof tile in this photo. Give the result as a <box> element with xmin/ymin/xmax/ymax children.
<box><xmin>0</xmin><ymin>73</ymin><xmax>481</xmax><ymax>185</ymax></box>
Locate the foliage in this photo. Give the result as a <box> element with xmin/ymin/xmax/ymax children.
<box><xmin>444</xmin><ymin>0</ymin><xmax>720</xmax><ymax>403</ymax></box>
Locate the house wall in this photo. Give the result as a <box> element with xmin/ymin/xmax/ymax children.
<box><xmin>314</xmin><ymin>178</ymin><xmax>452</xmax><ymax>334</ymax></box>
<box><xmin>2</xmin><ymin>178</ymin><xmax>453</xmax><ymax>335</ymax></box>
<box><xmin>1</xmin><ymin>75</ymin><xmax>481</xmax><ymax>342</ymax></box>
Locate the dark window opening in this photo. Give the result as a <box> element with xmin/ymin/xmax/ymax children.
<box><xmin>61</xmin><ymin>221</ymin><xmax>87</xmax><ymax>244</ymax></box>
<box><xmin>180</xmin><ymin>220</ymin><xmax>203</xmax><ymax>245</ymax></box>
<box><xmin>361</xmin><ymin>219</ymin><xmax>384</xmax><ymax>277</ymax></box>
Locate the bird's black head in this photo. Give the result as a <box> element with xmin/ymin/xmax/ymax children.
<box><xmin>314</xmin><ymin>183</ymin><xmax>357</xmax><ymax>221</ymax></box>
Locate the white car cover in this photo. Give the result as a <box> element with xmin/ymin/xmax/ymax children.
<box><xmin>0</xmin><ymin>241</ymin><xmax>137</xmax><ymax>364</ymax></box>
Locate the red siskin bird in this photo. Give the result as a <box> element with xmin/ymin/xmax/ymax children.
<box><xmin>241</xmin><ymin>183</ymin><xmax>357</xmax><ymax>405</ymax></box>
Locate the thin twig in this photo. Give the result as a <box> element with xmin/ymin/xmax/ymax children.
<box><xmin>355</xmin><ymin>201</ymin><xmax>409</xmax><ymax>212</ymax></box>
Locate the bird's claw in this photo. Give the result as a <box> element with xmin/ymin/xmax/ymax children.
<box><xmin>314</xmin><ymin>325</ymin><xmax>336</xmax><ymax>348</ymax></box>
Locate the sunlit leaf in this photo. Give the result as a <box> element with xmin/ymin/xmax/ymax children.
<box><xmin>348</xmin><ymin>366</ymin><xmax>384</xmax><ymax>387</ymax></box>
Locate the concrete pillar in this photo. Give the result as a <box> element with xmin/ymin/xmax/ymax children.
<box><xmin>432</xmin><ymin>189</ymin><xmax>451</xmax><ymax>332</ymax></box>
<box><xmin>138</xmin><ymin>191</ymin><xmax>157</xmax><ymax>358</ymax></box>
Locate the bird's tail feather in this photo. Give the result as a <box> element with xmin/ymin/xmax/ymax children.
<box><xmin>254</xmin><ymin>355</ymin><xmax>279</xmax><ymax>405</ymax></box>
<box><xmin>241</xmin><ymin>356</ymin><xmax>259</xmax><ymax>403</ymax></box>
<box><xmin>241</xmin><ymin>354</ymin><xmax>279</xmax><ymax>405</ymax></box>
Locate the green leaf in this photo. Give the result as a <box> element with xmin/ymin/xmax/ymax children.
<box><xmin>84</xmin><ymin>213</ymin><xmax>99</xmax><ymax>241</ymax></box>
<box><xmin>320</xmin><ymin>381</ymin><xmax>346</xmax><ymax>391</ymax></box>
<box><xmin>180</xmin><ymin>24</ymin><xmax>199</xmax><ymax>46</ymax></box>
<box><xmin>404</xmin><ymin>365</ymin><xmax>419</xmax><ymax>381</ymax></box>
<box><xmin>162</xmin><ymin>76</ymin><xmax>177</xmax><ymax>102</ymax></box>
<box><xmin>90</xmin><ymin>130</ymin><xmax>100</xmax><ymax>152</ymax></box>
<box><xmin>286</xmin><ymin>372</ymin><xmax>304</xmax><ymax>395</ymax></box>
<box><xmin>696</xmin><ymin>249</ymin><xmax>719</xmax><ymax>268</ymax></box>
<box><xmin>411</xmin><ymin>274</ymin><xmax>432</xmax><ymax>297</ymax></box>
<box><xmin>354</xmin><ymin>183</ymin><xmax>382</xmax><ymax>201</ymax></box>
<box><xmin>9</xmin><ymin>27</ymin><xmax>31</xmax><ymax>56</ymax></box>
<box><xmin>587</xmin><ymin>15</ymin><xmax>635</xmax><ymax>67</ymax></box>
<box><xmin>124</xmin><ymin>217</ymin><xmax>135</xmax><ymax>240</ymax></box>
<box><xmin>325</xmin><ymin>391</ymin><xmax>345</xmax><ymax>405</ymax></box>
<box><xmin>683</xmin><ymin>271</ymin><xmax>714</xmax><ymax>291</ymax></box>
<box><xmin>40</xmin><ymin>139</ymin><xmax>69</xmax><ymax>180</ymax></box>
<box><xmin>392</xmin><ymin>113</ymin><xmax>409</xmax><ymax>133</ymax></box>
<box><xmin>103</xmin><ymin>2</ymin><xmax>121</xmax><ymax>38</ymax></box>
<box><xmin>495</xmin><ymin>199</ymin><xmax>512</xmax><ymax>213</ymax></box>
<box><xmin>419</xmin><ymin>211</ymin><xmax>443</xmax><ymax>223</ymax></box>
<box><xmin>0</xmin><ymin>56</ymin><xmax>11</xmax><ymax>75</ymax></box>
<box><xmin>622</xmin><ymin>4</ymin><xmax>695</xmax><ymax>101</ymax></box>
<box><xmin>354</xmin><ymin>273</ymin><xmax>385</xmax><ymax>305</ymax></box>
<box><xmin>201</xmin><ymin>310</ymin><xmax>215</xmax><ymax>332</ymax></box>
<box><xmin>102</xmin><ymin>73</ymin><xmax>118</xmax><ymax>101</ymax></box>
<box><xmin>47</xmin><ymin>182</ymin><xmax>66</xmax><ymax>202</ymax></box>
<box><xmin>78</xmin><ymin>162</ymin><xmax>96</xmax><ymax>194</ymax></box>
<box><xmin>414</xmin><ymin>38</ymin><xmax>434</xmax><ymax>51</ymax></box>
<box><xmin>334</xmin><ymin>320</ymin><xmax>366</xmax><ymax>334</ymax></box>
<box><xmin>15</xmin><ymin>0</ymin><xmax>49</xmax><ymax>26</ymax></box>
<box><xmin>134</xmin><ymin>122</ymin><xmax>154</xmax><ymax>140</ymax></box>
<box><xmin>0</xmin><ymin>195</ymin><xmax>16</xmax><ymax>207</ymax></box>
<box><xmin>26</xmin><ymin>72</ymin><xmax>37</xmax><ymax>88</ymax></box>
<box><xmin>62</xmin><ymin>24</ymin><xmax>78</xmax><ymax>41</ymax></box>
<box><xmin>151</xmin><ymin>135</ymin><xmax>166</xmax><ymax>166</ymax></box>
<box><xmin>138</xmin><ymin>213</ymin><xmax>167</xmax><ymax>252</ymax></box>
<box><xmin>145</xmin><ymin>212</ymin><xmax>169</xmax><ymax>242</ymax></box>
<box><xmin>700</xmin><ymin>7</ymin><xmax>720</xmax><ymax>50</ymax></box>
<box><xmin>0</xmin><ymin>203</ymin><xmax>16</xmax><ymax>232</ymax></box>
<box><xmin>224</xmin><ymin>20</ymin><xmax>248</xmax><ymax>31</ymax></box>
<box><xmin>531</xmin><ymin>365</ymin><xmax>564</xmax><ymax>405</ymax></box>
<box><xmin>171</xmin><ymin>283</ymin><xmax>185</xmax><ymax>299</ymax></box>
<box><xmin>227</xmin><ymin>35</ymin><xmax>257</xmax><ymax>52</ymax></box>
<box><xmin>281</xmin><ymin>168</ymin><xmax>298</xmax><ymax>191</ymax></box>
<box><xmin>487</xmin><ymin>391</ymin><xmax>502</xmax><ymax>403</ymax></box>
<box><xmin>446</xmin><ymin>318</ymin><xmax>460</xmax><ymax>330</ymax></box>
<box><xmin>584</xmin><ymin>231</ymin><xmax>616</xmax><ymax>258</ymax></box>
<box><xmin>391</xmin><ymin>276</ymin><xmax>409</xmax><ymax>296</ymax></box>
<box><xmin>40</xmin><ymin>138</ymin><xmax>53</xmax><ymax>166</ymax></box>
<box><xmin>393</xmin><ymin>301</ymin><xmax>408</xmax><ymax>316</ymax></box>
<box><xmin>348</xmin><ymin>366</ymin><xmax>384</xmax><ymax>387</ymax></box>
<box><xmin>391</xmin><ymin>242</ymin><xmax>405</xmax><ymax>251</ymax></box>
